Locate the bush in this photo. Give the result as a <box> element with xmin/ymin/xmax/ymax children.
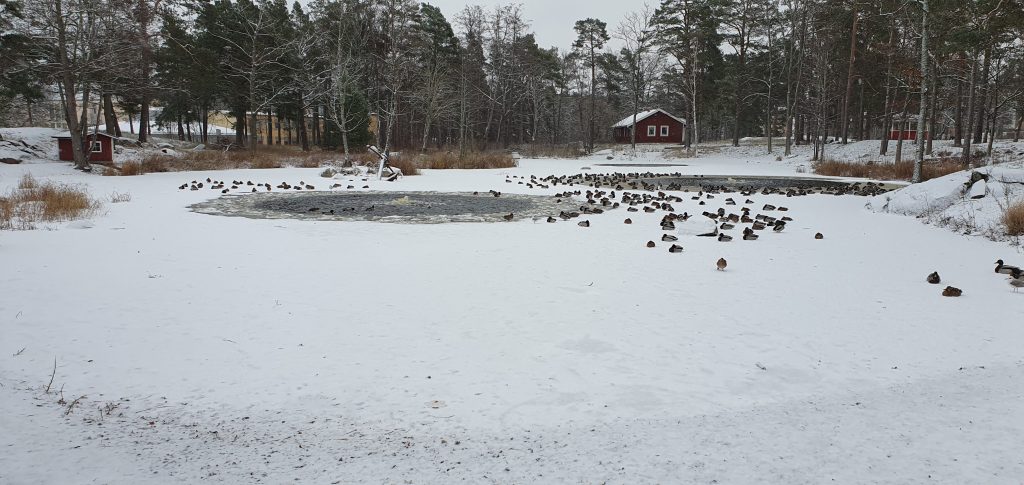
<box><xmin>812</xmin><ymin>158</ymin><xmax>969</xmax><ymax>182</ymax></box>
<box><xmin>1004</xmin><ymin>202</ymin><xmax>1024</xmax><ymax>236</ymax></box>
<box><xmin>0</xmin><ymin>179</ymin><xmax>100</xmax><ymax>230</ymax></box>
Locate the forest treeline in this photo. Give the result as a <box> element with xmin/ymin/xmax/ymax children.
<box><xmin>0</xmin><ymin>0</ymin><xmax>1022</xmax><ymax>173</ymax></box>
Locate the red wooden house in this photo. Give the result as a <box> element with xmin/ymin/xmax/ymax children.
<box><xmin>53</xmin><ymin>132</ymin><xmax>114</xmax><ymax>163</ymax></box>
<box><xmin>613</xmin><ymin>109</ymin><xmax>687</xmax><ymax>144</ymax></box>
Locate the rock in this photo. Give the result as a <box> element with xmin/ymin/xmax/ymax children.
<box><xmin>157</xmin><ymin>142</ymin><xmax>174</xmax><ymax>149</ymax></box>
<box><xmin>968</xmin><ymin>179</ymin><xmax>986</xmax><ymax>199</ymax></box>
<box><xmin>0</xmin><ymin>157</ymin><xmax>21</xmax><ymax>164</ymax></box>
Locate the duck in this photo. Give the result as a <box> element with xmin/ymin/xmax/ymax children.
<box><xmin>815</xmin><ymin>232</ymin><xmax>824</xmax><ymax>239</ymax></box>
<box><xmin>647</xmin><ymin>241</ymin><xmax>656</xmax><ymax>248</ymax></box>
<box><xmin>994</xmin><ymin>259</ymin><xmax>1021</xmax><ymax>274</ymax></box>
<box><xmin>942</xmin><ymin>286</ymin><xmax>963</xmax><ymax>297</ymax></box>
<box><xmin>772</xmin><ymin>222</ymin><xmax>786</xmax><ymax>232</ymax></box>
<box><xmin>716</xmin><ymin>258</ymin><xmax>727</xmax><ymax>271</ymax></box>
<box><xmin>624</xmin><ymin>218</ymin><xmax>632</xmax><ymax>224</ymax></box>
<box><xmin>718</xmin><ymin>233</ymin><xmax>733</xmax><ymax>242</ymax></box>
<box><xmin>661</xmin><ymin>234</ymin><xmax>678</xmax><ymax>242</ymax></box>
<box><xmin>669</xmin><ymin>244</ymin><xmax>684</xmax><ymax>253</ymax></box>
<box><xmin>547</xmin><ymin>216</ymin><xmax>557</xmax><ymax>223</ymax></box>
<box><xmin>926</xmin><ymin>272</ymin><xmax>941</xmax><ymax>284</ymax></box>
<box><xmin>742</xmin><ymin>232</ymin><xmax>759</xmax><ymax>241</ymax></box>
<box><xmin>503</xmin><ymin>213</ymin><xmax>514</xmax><ymax>221</ymax></box>
<box><xmin>578</xmin><ymin>220</ymin><xmax>590</xmax><ymax>227</ymax></box>
<box><xmin>1009</xmin><ymin>270</ymin><xmax>1024</xmax><ymax>292</ymax></box>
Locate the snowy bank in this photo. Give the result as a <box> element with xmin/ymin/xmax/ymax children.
<box><xmin>867</xmin><ymin>167</ymin><xmax>1024</xmax><ymax>241</ymax></box>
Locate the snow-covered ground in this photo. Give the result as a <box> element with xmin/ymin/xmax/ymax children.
<box><xmin>2</xmin><ymin>130</ymin><xmax>1024</xmax><ymax>483</ymax></box>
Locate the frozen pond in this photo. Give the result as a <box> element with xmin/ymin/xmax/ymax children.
<box><xmin>189</xmin><ymin>191</ymin><xmax>581</xmax><ymax>223</ymax></box>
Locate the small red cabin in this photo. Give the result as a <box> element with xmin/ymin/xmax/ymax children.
<box><xmin>53</xmin><ymin>132</ymin><xmax>114</xmax><ymax>163</ymax></box>
<box><xmin>613</xmin><ymin>109</ymin><xmax>687</xmax><ymax>144</ymax></box>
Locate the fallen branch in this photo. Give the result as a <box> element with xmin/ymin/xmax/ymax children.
<box><xmin>65</xmin><ymin>395</ymin><xmax>86</xmax><ymax>416</ymax></box>
<box><xmin>45</xmin><ymin>357</ymin><xmax>56</xmax><ymax>394</ymax></box>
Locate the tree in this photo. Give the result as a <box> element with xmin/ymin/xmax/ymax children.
<box><xmin>573</xmin><ymin>18</ymin><xmax>609</xmax><ymax>154</ymax></box>
<box><xmin>616</xmin><ymin>6</ymin><xmax>662</xmax><ymax>152</ymax></box>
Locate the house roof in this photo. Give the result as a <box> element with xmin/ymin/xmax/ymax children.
<box><xmin>612</xmin><ymin>109</ymin><xmax>686</xmax><ymax>128</ymax></box>
<box><xmin>51</xmin><ymin>131</ymin><xmax>116</xmax><ymax>139</ymax></box>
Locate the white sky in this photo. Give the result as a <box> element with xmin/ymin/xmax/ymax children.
<box><xmin>426</xmin><ymin>0</ymin><xmax>640</xmax><ymax>51</ymax></box>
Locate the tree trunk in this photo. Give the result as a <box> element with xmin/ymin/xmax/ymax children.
<box><xmin>879</xmin><ymin>23</ymin><xmax>895</xmax><ymax>156</ymax></box>
<box><xmin>102</xmin><ymin>93</ymin><xmax>121</xmax><ymax>136</ymax></box>
<box><xmin>912</xmin><ymin>0</ymin><xmax>928</xmax><ymax>184</ymax></box>
<box><xmin>962</xmin><ymin>52</ymin><xmax>978</xmax><ymax>166</ymax></box>
<box><xmin>953</xmin><ymin>77</ymin><xmax>963</xmax><ymax>146</ymax></box>
<box><xmin>136</xmin><ymin>0</ymin><xmax>156</xmax><ymax>144</ymax></box>
<box><xmin>53</xmin><ymin>0</ymin><xmax>87</xmax><ymax>169</ymax></box>
<box><xmin>298</xmin><ymin>108</ymin><xmax>309</xmax><ymax>152</ymax></box>
<box><xmin>927</xmin><ymin>67</ymin><xmax>938</xmax><ymax>155</ymax></box>
<box><xmin>840</xmin><ymin>4</ymin><xmax>859</xmax><ymax>144</ymax></box>
<box><xmin>973</xmin><ymin>46</ymin><xmax>990</xmax><ymax>143</ymax></box>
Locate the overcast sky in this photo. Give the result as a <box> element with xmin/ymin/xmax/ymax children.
<box><xmin>426</xmin><ymin>0</ymin><xmax>640</xmax><ymax>51</ymax></box>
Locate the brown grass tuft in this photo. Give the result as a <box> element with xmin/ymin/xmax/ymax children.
<box><xmin>516</xmin><ymin>144</ymin><xmax>586</xmax><ymax>158</ymax></box>
<box><xmin>0</xmin><ymin>179</ymin><xmax>100</xmax><ymax>230</ymax></box>
<box><xmin>388</xmin><ymin>155</ymin><xmax>420</xmax><ymax>176</ymax></box>
<box><xmin>18</xmin><ymin>173</ymin><xmax>38</xmax><ymax>189</ymax></box>
<box><xmin>1003</xmin><ymin>202</ymin><xmax>1024</xmax><ymax>236</ymax></box>
<box><xmin>812</xmin><ymin>158</ymin><xmax>970</xmax><ymax>182</ymax></box>
<box><xmin>419</xmin><ymin>151</ymin><xmax>517</xmax><ymax>170</ymax></box>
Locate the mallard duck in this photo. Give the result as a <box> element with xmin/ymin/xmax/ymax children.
<box><xmin>718</xmin><ymin>233</ymin><xmax>733</xmax><ymax>242</ymax></box>
<box><xmin>647</xmin><ymin>241</ymin><xmax>656</xmax><ymax>248</ymax></box>
<box><xmin>662</xmin><ymin>234</ymin><xmax>678</xmax><ymax>242</ymax></box>
<box><xmin>716</xmin><ymin>258</ymin><xmax>727</xmax><ymax>271</ymax></box>
<box><xmin>624</xmin><ymin>218</ymin><xmax>632</xmax><ymax>224</ymax></box>
<box><xmin>995</xmin><ymin>259</ymin><xmax>1021</xmax><ymax>274</ymax></box>
<box><xmin>546</xmin><ymin>216</ymin><xmax>557</xmax><ymax>223</ymax></box>
<box><xmin>1009</xmin><ymin>269</ymin><xmax>1024</xmax><ymax>292</ymax></box>
<box><xmin>503</xmin><ymin>213</ymin><xmax>514</xmax><ymax>221</ymax></box>
<box><xmin>942</xmin><ymin>286</ymin><xmax>963</xmax><ymax>297</ymax></box>
<box><xmin>578</xmin><ymin>220</ymin><xmax>590</xmax><ymax>227</ymax></box>
<box><xmin>669</xmin><ymin>244</ymin><xmax>684</xmax><ymax>253</ymax></box>
<box><xmin>815</xmin><ymin>232</ymin><xmax>824</xmax><ymax>239</ymax></box>
<box><xmin>926</xmin><ymin>272</ymin><xmax>941</xmax><ymax>284</ymax></box>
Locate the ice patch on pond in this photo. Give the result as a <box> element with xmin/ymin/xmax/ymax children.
<box><xmin>189</xmin><ymin>191</ymin><xmax>581</xmax><ymax>224</ymax></box>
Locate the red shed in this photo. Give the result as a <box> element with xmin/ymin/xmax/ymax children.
<box><xmin>613</xmin><ymin>109</ymin><xmax>687</xmax><ymax>144</ymax></box>
<box><xmin>53</xmin><ymin>132</ymin><xmax>114</xmax><ymax>163</ymax></box>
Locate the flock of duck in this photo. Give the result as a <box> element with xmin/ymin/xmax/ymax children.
<box><xmin>503</xmin><ymin>171</ymin><xmax>892</xmax><ymax>198</ymax></box>
<box><xmin>178</xmin><ymin>177</ymin><xmax>372</xmax><ymax>193</ymax></box>
<box><xmin>176</xmin><ymin>171</ymin><xmax>1021</xmax><ymax>290</ymax></box>
<box><xmin>494</xmin><ymin>173</ymin><xmax>833</xmax><ymax>273</ymax></box>
<box><xmin>927</xmin><ymin>260</ymin><xmax>1024</xmax><ymax>296</ymax></box>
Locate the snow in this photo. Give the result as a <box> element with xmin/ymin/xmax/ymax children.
<box><xmin>867</xmin><ymin>167</ymin><xmax>1024</xmax><ymax>240</ymax></box>
<box><xmin>612</xmin><ymin>108</ymin><xmax>686</xmax><ymax>128</ymax></box>
<box><xmin>2</xmin><ymin>127</ymin><xmax>1024</xmax><ymax>483</ymax></box>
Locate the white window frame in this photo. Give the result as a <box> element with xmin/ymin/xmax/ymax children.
<box><xmin>647</xmin><ymin>125</ymin><xmax>656</xmax><ymax>137</ymax></box>
<box><xmin>660</xmin><ymin>125</ymin><xmax>669</xmax><ymax>137</ymax></box>
<box><xmin>90</xmin><ymin>141</ymin><xmax>103</xmax><ymax>153</ymax></box>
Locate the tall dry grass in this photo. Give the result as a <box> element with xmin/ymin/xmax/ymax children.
<box><xmin>418</xmin><ymin>151</ymin><xmax>517</xmax><ymax>170</ymax></box>
<box><xmin>516</xmin><ymin>144</ymin><xmax>586</xmax><ymax>158</ymax></box>
<box><xmin>1003</xmin><ymin>202</ymin><xmax>1024</xmax><ymax>236</ymax></box>
<box><xmin>106</xmin><ymin>146</ymin><xmax>340</xmax><ymax>176</ymax></box>
<box><xmin>813</xmin><ymin>158</ymin><xmax>970</xmax><ymax>182</ymax></box>
<box><xmin>1</xmin><ymin>175</ymin><xmax>101</xmax><ymax>230</ymax></box>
